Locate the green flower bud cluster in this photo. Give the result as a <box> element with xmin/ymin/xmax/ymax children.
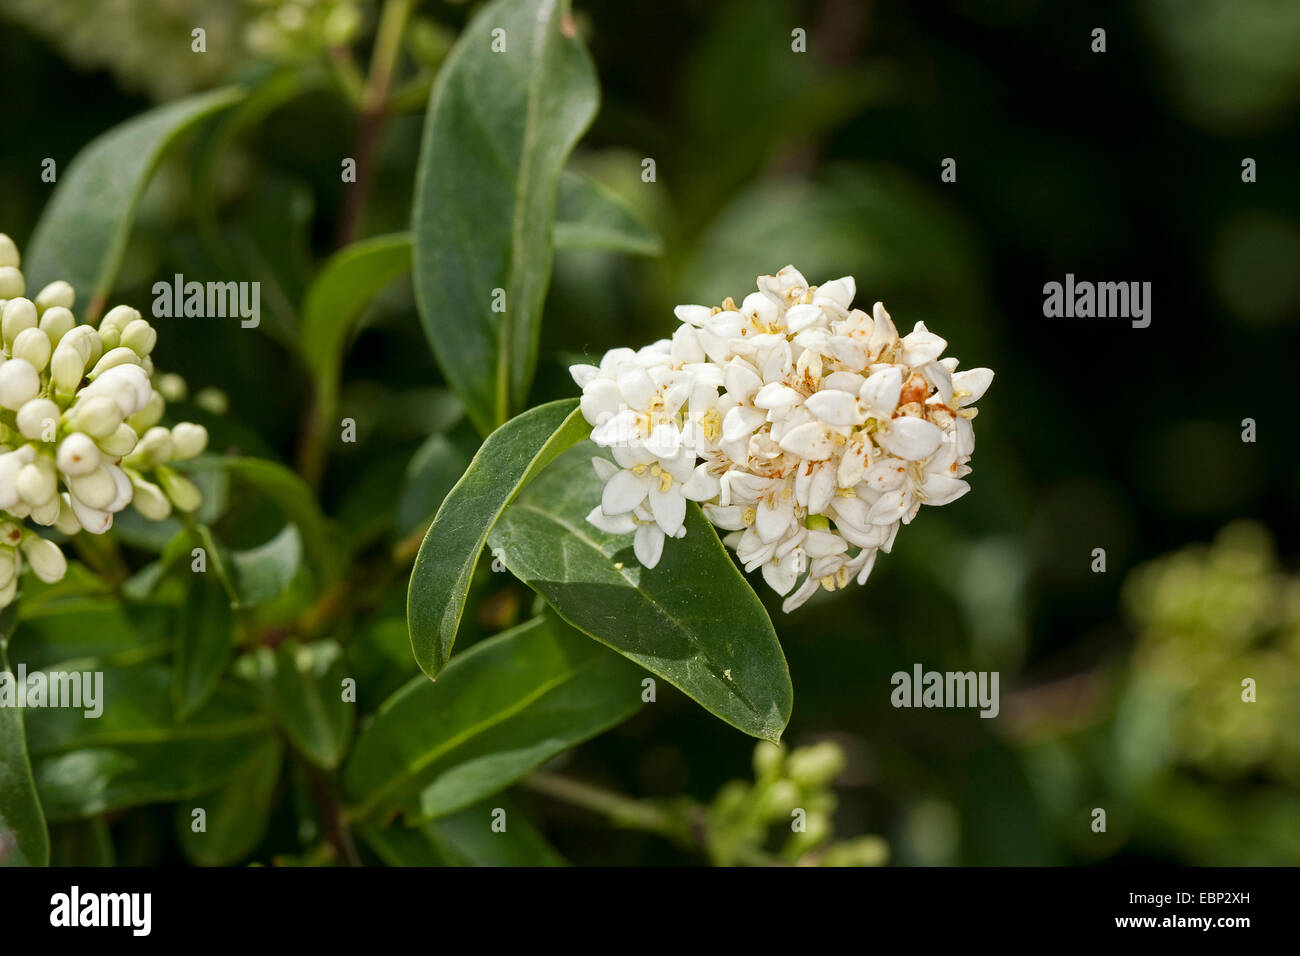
<box><xmin>1124</xmin><ymin>521</ymin><xmax>1300</xmax><ymax>783</ymax></box>
<box><xmin>705</xmin><ymin>740</ymin><xmax>888</xmax><ymax>866</ymax></box>
<box><xmin>244</xmin><ymin>0</ymin><xmax>366</xmax><ymax>59</ymax></box>
<box><xmin>0</xmin><ymin>233</ymin><xmax>210</xmax><ymax>606</ymax></box>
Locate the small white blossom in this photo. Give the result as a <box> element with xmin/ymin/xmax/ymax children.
<box><xmin>571</xmin><ymin>265</ymin><xmax>992</xmax><ymax>612</ymax></box>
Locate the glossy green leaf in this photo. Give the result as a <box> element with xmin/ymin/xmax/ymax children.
<box><xmin>300</xmin><ymin>233</ymin><xmax>413</xmax><ymax>439</ymax></box>
<box><xmin>235</xmin><ymin>640</ymin><xmax>353</xmax><ymax>770</ymax></box>
<box><xmin>24</xmin><ymin>88</ymin><xmax>243</xmax><ymax>320</ymax></box>
<box><xmin>407</xmin><ymin>399</ymin><xmax>587</xmax><ymax>677</ymax></box>
<box><xmin>412</xmin><ymin>0</ymin><xmax>599</xmax><ymax>432</ymax></box>
<box><xmin>345</xmin><ymin>614</ymin><xmax>642</xmax><ymax>824</ymax></box>
<box><xmin>24</xmin><ymin>665</ymin><xmax>269</xmax><ymax>821</ymax></box>
<box><xmin>489</xmin><ymin>443</ymin><xmax>792</xmax><ymax>741</ymax></box>
<box><xmin>554</xmin><ymin>170</ymin><xmax>662</xmax><ymax>255</ymax></box>
<box><xmin>0</xmin><ymin>605</ymin><xmax>49</xmax><ymax>867</ymax></box>
<box><xmin>172</xmin><ymin>578</ymin><xmax>236</xmax><ymax>719</ymax></box>
<box><xmin>177</xmin><ymin>738</ymin><xmax>282</xmax><ymax>866</ymax></box>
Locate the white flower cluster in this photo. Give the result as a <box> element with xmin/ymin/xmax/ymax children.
<box><xmin>0</xmin><ymin>233</ymin><xmax>210</xmax><ymax>606</ymax></box>
<box><xmin>570</xmin><ymin>265</ymin><xmax>993</xmax><ymax>613</ymax></box>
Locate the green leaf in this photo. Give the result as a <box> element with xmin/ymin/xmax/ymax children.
<box><xmin>300</xmin><ymin>233</ymin><xmax>413</xmax><ymax>433</ymax></box>
<box><xmin>182</xmin><ymin>456</ymin><xmax>337</xmax><ymax>585</ymax></box>
<box><xmin>0</xmin><ymin>604</ymin><xmax>50</xmax><ymax>866</ymax></box>
<box><xmin>554</xmin><ymin>170</ymin><xmax>662</xmax><ymax>255</ymax></box>
<box><xmin>177</xmin><ymin>738</ymin><xmax>282</xmax><ymax>866</ymax></box>
<box><xmin>489</xmin><ymin>443</ymin><xmax>792</xmax><ymax>741</ymax></box>
<box><xmin>24</xmin><ymin>88</ymin><xmax>244</xmax><ymax>320</ymax></box>
<box><xmin>407</xmin><ymin>399</ymin><xmax>587</xmax><ymax>678</ymax></box>
<box><xmin>172</xmin><ymin>578</ymin><xmax>236</xmax><ymax>720</ymax></box>
<box><xmin>412</xmin><ymin>0</ymin><xmax>599</xmax><ymax>432</ymax></box>
<box><xmin>235</xmin><ymin>641</ymin><xmax>353</xmax><ymax>770</ymax></box>
<box><xmin>230</xmin><ymin>524</ymin><xmax>303</xmax><ymax>608</ymax></box>
<box><xmin>345</xmin><ymin>614</ymin><xmax>642</xmax><ymax>824</ymax></box>
<box><xmin>362</xmin><ymin>797</ymin><xmax>565</xmax><ymax>866</ymax></box>
<box><xmin>396</xmin><ymin>433</ymin><xmax>473</xmax><ymax>538</ymax></box>
<box><xmin>24</xmin><ymin>664</ymin><xmax>269</xmax><ymax>820</ymax></box>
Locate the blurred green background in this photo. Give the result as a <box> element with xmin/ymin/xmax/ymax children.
<box><xmin>2</xmin><ymin>0</ymin><xmax>1298</xmax><ymax>865</ymax></box>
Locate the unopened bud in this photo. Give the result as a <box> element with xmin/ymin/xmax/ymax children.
<box><xmin>16</xmin><ymin>397</ymin><xmax>59</xmax><ymax>441</ymax></box>
<box><xmin>0</xmin><ymin>234</ymin><xmax>18</xmax><ymax>269</ymax></box>
<box><xmin>0</xmin><ymin>358</ymin><xmax>40</xmax><ymax>409</ymax></box>
<box><xmin>0</xmin><ymin>266</ymin><xmax>24</xmax><ymax>300</ymax></box>
<box><xmin>2</xmin><ymin>297</ymin><xmax>37</xmax><ymax>344</ymax></box>
<box><xmin>38</xmin><ymin>306</ymin><xmax>76</xmax><ymax>345</ymax></box>
<box><xmin>120</xmin><ymin>318</ymin><xmax>157</xmax><ymax>357</ymax></box>
<box><xmin>12</xmin><ymin>327</ymin><xmax>51</xmax><ymax>372</ymax></box>
<box><xmin>20</xmin><ymin>535</ymin><xmax>67</xmax><ymax>584</ymax></box>
<box><xmin>71</xmin><ymin>395</ymin><xmax>123</xmax><ymax>439</ymax></box>
<box><xmin>157</xmin><ymin>466</ymin><xmax>201</xmax><ymax>513</ymax></box>
<box><xmin>56</xmin><ymin>432</ymin><xmax>101</xmax><ymax>476</ymax></box>
<box><xmin>128</xmin><ymin>474</ymin><xmax>171</xmax><ymax>521</ymax></box>
<box><xmin>170</xmin><ymin>422</ymin><xmax>208</xmax><ymax>460</ymax></box>
<box><xmin>34</xmin><ymin>280</ymin><xmax>75</xmax><ymax>313</ymax></box>
<box><xmin>97</xmin><ymin>422</ymin><xmax>138</xmax><ymax>458</ymax></box>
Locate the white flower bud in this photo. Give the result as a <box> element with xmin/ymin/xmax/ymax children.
<box><xmin>34</xmin><ymin>280</ymin><xmax>75</xmax><ymax>313</ymax></box>
<box><xmin>11</xmin><ymin>326</ymin><xmax>52</xmax><ymax>372</ymax></box>
<box><xmin>120</xmin><ymin>319</ymin><xmax>157</xmax><ymax>357</ymax></box>
<box><xmin>17</xmin><ymin>458</ymin><xmax>57</xmax><ymax>507</ymax></box>
<box><xmin>0</xmin><ymin>358</ymin><xmax>40</xmax><ymax>409</ymax></box>
<box><xmin>126</xmin><ymin>426</ymin><xmax>173</xmax><ymax>466</ymax></box>
<box><xmin>158</xmin><ymin>467</ymin><xmax>201</xmax><ymax>513</ymax></box>
<box><xmin>1</xmin><ymin>296</ymin><xmax>37</xmax><ymax>344</ymax></box>
<box><xmin>54</xmin><ymin>493</ymin><xmax>82</xmax><ymax>535</ymax></box>
<box><xmin>29</xmin><ymin>495</ymin><xmax>62</xmax><ymax>526</ymax></box>
<box><xmin>127</xmin><ymin>389</ymin><xmax>165</xmax><ymax>433</ymax></box>
<box><xmin>20</xmin><ymin>535</ymin><xmax>67</xmax><ymax>584</ymax></box>
<box><xmin>0</xmin><ymin>234</ymin><xmax>18</xmax><ymax>269</ymax></box>
<box><xmin>68</xmin><ymin>463</ymin><xmax>118</xmax><ymax>510</ymax></box>
<box><xmin>170</xmin><ymin>422</ymin><xmax>208</xmax><ymax>460</ymax></box>
<box><xmin>50</xmin><ymin>336</ymin><xmax>89</xmax><ymax>394</ymax></box>
<box><xmin>89</xmin><ymin>346</ymin><xmax>142</xmax><ymax>380</ymax></box>
<box><xmin>0</xmin><ymin>266</ymin><xmax>24</xmax><ymax>300</ymax></box>
<box><xmin>16</xmin><ymin>397</ymin><xmax>59</xmax><ymax>441</ymax></box>
<box><xmin>0</xmin><ymin>575</ymin><xmax>16</xmax><ymax>609</ymax></box>
<box><xmin>99</xmin><ymin>304</ymin><xmax>140</xmax><ymax>335</ymax></box>
<box><xmin>0</xmin><ymin>521</ymin><xmax>21</xmax><ymax>548</ymax></box>
<box><xmin>129</xmin><ymin>474</ymin><xmax>171</xmax><ymax>521</ymax></box>
<box><xmin>39</xmin><ymin>306</ymin><xmax>76</xmax><ymax>345</ymax></box>
<box><xmin>107</xmin><ymin>463</ymin><xmax>133</xmax><ymax>512</ymax></box>
<box><xmin>70</xmin><ymin>395</ymin><xmax>123</xmax><ymax>439</ymax></box>
<box><xmin>69</xmin><ymin>494</ymin><xmax>112</xmax><ymax>534</ymax></box>
<box><xmin>56</xmin><ymin>432</ymin><xmax>101</xmax><ymax>476</ymax></box>
<box><xmin>96</xmin><ymin>422</ymin><xmax>138</xmax><ymax>458</ymax></box>
<box><xmin>0</xmin><ymin>453</ymin><xmax>25</xmax><ymax>510</ymax></box>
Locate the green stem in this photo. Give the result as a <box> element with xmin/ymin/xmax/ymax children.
<box><xmin>334</xmin><ymin>0</ymin><xmax>413</xmax><ymax>248</ymax></box>
<box><xmin>521</xmin><ymin>771</ymin><xmax>684</xmax><ymax>839</ymax></box>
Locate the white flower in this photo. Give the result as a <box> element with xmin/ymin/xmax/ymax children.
<box><xmin>0</xmin><ymin>232</ymin><xmax>212</xmax><ymax>605</ymax></box>
<box><xmin>569</xmin><ymin>264</ymin><xmax>992</xmax><ymax>611</ymax></box>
